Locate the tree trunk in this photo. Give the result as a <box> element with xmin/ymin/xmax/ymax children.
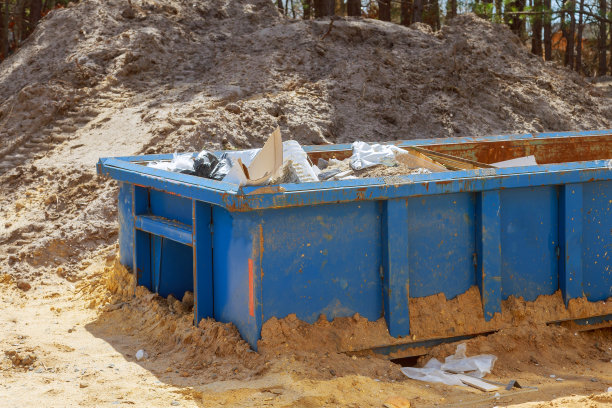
<box><xmin>412</xmin><ymin>0</ymin><xmax>423</xmax><ymax>23</ymax></box>
<box><xmin>508</xmin><ymin>0</ymin><xmax>526</xmax><ymax>39</ymax></box>
<box><xmin>401</xmin><ymin>0</ymin><xmax>411</xmax><ymax>24</ymax></box>
<box><xmin>494</xmin><ymin>0</ymin><xmax>502</xmax><ymax>22</ymax></box>
<box><xmin>0</xmin><ymin>0</ymin><xmax>8</xmax><ymax>60</ymax></box>
<box><xmin>378</xmin><ymin>0</ymin><xmax>391</xmax><ymax>21</ymax></box>
<box><xmin>430</xmin><ymin>0</ymin><xmax>441</xmax><ymax>29</ymax></box>
<box><xmin>44</xmin><ymin>0</ymin><xmax>56</xmax><ymax>11</ymax></box>
<box><xmin>482</xmin><ymin>0</ymin><xmax>493</xmax><ymax>19</ymax></box>
<box><xmin>531</xmin><ymin>0</ymin><xmax>542</xmax><ymax>57</ymax></box>
<box><xmin>575</xmin><ymin>0</ymin><xmax>584</xmax><ymax>72</ymax></box>
<box><xmin>302</xmin><ymin>0</ymin><xmax>312</xmax><ymax>19</ymax></box>
<box><xmin>609</xmin><ymin>21</ymin><xmax>612</xmax><ymax>74</ymax></box>
<box><xmin>314</xmin><ymin>0</ymin><xmax>334</xmax><ymax>17</ymax></box>
<box><xmin>29</xmin><ymin>0</ymin><xmax>42</xmax><ymax>34</ymax></box>
<box><xmin>560</xmin><ymin>11</ymin><xmax>570</xmax><ymax>66</ymax></box>
<box><xmin>543</xmin><ymin>0</ymin><xmax>552</xmax><ymax>60</ymax></box>
<box><xmin>597</xmin><ymin>0</ymin><xmax>607</xmax><ymax>76</ymax></box>
<box><xmin>277</xmin><ymin>0</ymin><xmax>284</xmax><ymax>14</ymax></box>
<box><xmin>347</xmin><ymin>0</ymin><xmax>360</xmax><ymax>16</ymax></box>
<box><xmin>567</xmin><ymin>0</ymin><xmax>576</xmax><ymax>68</ymax></box>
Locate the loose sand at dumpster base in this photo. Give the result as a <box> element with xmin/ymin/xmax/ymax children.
<box><xmin>1</xmin><ymin>0</ymin><xmax>612</xmax><ymax>406</ymax></box>
<box><xmin>1</xmin><ymin>257</ymin><xmax>611</xmax><ymax>407</ymax></box>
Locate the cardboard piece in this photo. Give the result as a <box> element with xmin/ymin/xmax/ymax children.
<box><xmin>223</xmin><ymin>127</ymin><xmax>283</xmax><ymax>186</ymax></box>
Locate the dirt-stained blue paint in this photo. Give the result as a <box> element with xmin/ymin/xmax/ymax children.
<box><xmin>101</xmin><ymin>130</ymin><xmax>612</xmax><ymax>349</ymax></box>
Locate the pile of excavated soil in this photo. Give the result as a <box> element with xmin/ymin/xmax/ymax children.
<box><xmin>1</xmin><ymin>0</ymin><xmax>611</xmax><ymax>406</ymax></box>
<box><xmin>1</xmin><ymin>0</ymin><xmax>611</xmax><ymax>283</ymax></box>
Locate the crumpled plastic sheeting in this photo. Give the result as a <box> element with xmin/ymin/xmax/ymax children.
<box><xmin>400</xmin><ymin>343</ymin><xmax>497</xmax><ymax>386</ymax></box>
<box><xmin>400</xmin><ymin>358</ymin><xmax>465</xmax><ymax>386</ymax></box>
<box><xmin>350</xmin><ymin>141</ymin><xmax>406</xmax><ymax>170</ymax></box>
<box><xmin>148</xmin><ymin>153</ymin><xmax>194</xmax><ymax>173</ymax></box>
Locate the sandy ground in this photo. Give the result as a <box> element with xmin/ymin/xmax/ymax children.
<box><xmin>1</xmin><ymin>0</ymin><xmax>611</xmax><ymax>406</ymax></box>
<box><xmin>1</xmin><ymin>257</ymin><xmax>611</xmax><ymax>407</ymax></box>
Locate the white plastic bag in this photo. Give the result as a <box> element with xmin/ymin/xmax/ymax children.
<box><xmin>350</xmin><ymin>141</ymin><xmax>406</xmax><ymax>170</ymax></box>
<box><xmin>400</xmin><ymin>343</ymin><xmax>497</xmax><ymax>385</ymax></box>
<box><xmin>441</xmin><ymin>343</ymin><xmax>497</xmax><ymax>378</ymax></box>
<box><xmin>401</xmin><ymin>358</ymin><xmax>465</xmax><ymax>386</ymax></box>
<box><xmin>283</xmin><ymin>140</ymin><xmax>318</xmax><ymax>182</ymax></box>
<box><xmin>148</xmin><ymin>153</ymin><xmax>194</xmax><ymax>173</ymax></box>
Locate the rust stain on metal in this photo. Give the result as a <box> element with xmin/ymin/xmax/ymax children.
<box><xmin>247</xmin><ymin>186</ymin><xmax>286</xmax><ymax>195</ymax></box>
<box><xmin>424</xmin><ymin>135</ymin><xmax>611</xmax><ymax>164</ymax></box>
<box><xmin>248</xmin><ymin>259</ymin><xmax>254</xmax><ymax>317</ymax></box>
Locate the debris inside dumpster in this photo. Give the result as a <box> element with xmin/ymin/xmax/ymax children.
<box><xmin>148</xmin><ymin>132</ymin><xmax>552</xmax><ymax>186</ymax></box>
<box><xmin>269</xmin><ymin>160</ymin><xmax>301</xmax><ymax>184</ymax></box>
<box><xmin>147</xmin><ymin>153</ymin><xmax>194</xmax><ymax>173</ymax></box>
<box><xmin>350</xmin><ymin>141</ymin><xmax>406</xmax><ymax>170</ymax></box>
<box><xmin>223</xmin><ymin>127</ymin><xmax>284</xmax><ymax>186</ymax></box>
<box><xmin>492</xmin><ymin>155</ymin><xmax>538</xmax><ymax>168</ymax></box>
<box><xmin>192</xmin><ymin>151</ymin><xmax>233</xmax><ymax>180</ymax></box>
<box><xmin>400</xmin><ymin>343</ymin><xmax>497</xmax><ymax>389</ymax></box>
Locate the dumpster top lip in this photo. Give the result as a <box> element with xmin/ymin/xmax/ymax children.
<box><xmin>97</xmin><ymin>130</ymin><xmax>612</xmax><ymax>211</ymax></box>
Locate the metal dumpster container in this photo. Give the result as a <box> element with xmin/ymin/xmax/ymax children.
<box><xmin>97</xmin><ymin>130</ymin><xmax>612</xmax><ymax>351</ymax></box>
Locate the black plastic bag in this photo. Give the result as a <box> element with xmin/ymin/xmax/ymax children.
<box><xmin>193</xmin><ymin>151</ymin><xmax>220</xmax><ymax>178</ymax></box>
<box><xmin>192</xmin><ymin>151</ymin><xmax>233</xmax><ymax>181</ymax></box>
<box><xmin>209</xmin><ymin>153</ymin><xmax>232</xmax><ymax>181</ymax></box>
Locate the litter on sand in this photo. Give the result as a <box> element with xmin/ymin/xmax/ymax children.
<box><xmin>400</xmin><ymin>343</ymin><xmax>498</xmax><ymax>390</ymax></box>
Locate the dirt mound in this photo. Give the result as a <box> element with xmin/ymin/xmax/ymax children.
<box><xmin>0</xmin><ymin>2</ymin><xmax>611</xmax><ymax>406</ymax></box>
<box><xmin>1</xmin><ymin>0</ymin><xmax>611</xmax><ymax>283</ymax></box>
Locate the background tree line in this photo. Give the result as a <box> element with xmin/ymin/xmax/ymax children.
<box><xmin>1</xmin><ymin>0</ymin><xmax>612</xmax><ymax>77</ymax></box>
<box><xmin>282</xmin><ymin>0</ymin><xmax>612</xmax><ymax>76</ymax></box>
<box><xmin>0</xmin><ymin>0</ymin><xmax>70</xmax><ymax>60</ymax></box>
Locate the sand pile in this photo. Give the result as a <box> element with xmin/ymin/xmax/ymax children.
<box><xmin>1</xmin><ymin>0</ymin><xmax>611</xmax><ymax>284</ymax></box>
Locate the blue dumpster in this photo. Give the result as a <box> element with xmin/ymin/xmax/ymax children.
<box><xmin>98</xmin><ymin>130</ymin><xmax>612</xmax><ymax>350</ymax></box>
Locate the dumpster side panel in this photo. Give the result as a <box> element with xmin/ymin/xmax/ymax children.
<box><xmin>118</xmin><ymin>182</ymin><xmax>134</xmax><ymax>269</ymax></box>
<box><xmin>212</xmin><ymin>207</ymin><xmax>263</xmax><ymax>349</ymax></box>
<box><xmin>154</xmin><ymin>238</ymin><xmax>193</xmax><ymax>299</ymax></box>
<box><xmin>260</xmin><ymin>202</ymin><xmax>383</xmax><ymax>324</ymax></box>
<box><xmin>149</xmin><ymin>189</ymin><xmax>193</xmax><ymax>226</ymax></box>
<box><xmin>407</xmin><ymin>193</ymin><xmax>476</xmax><ymax>300</ymax></box>
<box><xmin>500</xmin><ymin>186</ymin><xmax>559</xmax><ymax>301</ymax></box>
<box><xmin>582</xmin><ymin>180</ymin><xmax>612</xmax><ymax>301</ymax></box>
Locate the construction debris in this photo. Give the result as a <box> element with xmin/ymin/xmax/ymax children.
<box><xmin>492</xmin><ymin>155</ymin><xmax>538</xmax><ymax>168</ymax></box>
<box><xmin>400</xmin><ymin>343</ymin><xmax>497</xmax><ymax>390</ymax></box>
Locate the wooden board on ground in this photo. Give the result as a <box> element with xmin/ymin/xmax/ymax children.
<box><xmin>454</xmin><ymin>374</ymin><xmax>501</xmax><ymax>392</ymax></box>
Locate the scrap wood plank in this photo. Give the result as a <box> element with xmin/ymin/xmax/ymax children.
<box><xmin>453</xmin><ymin>374</ymin><xmax>501</xmax><ymax>392</ymax></box>
<box><xmin>410</xmin><ymin>146</ymin><xmax>495</xmax><ymax>170</ymax></box>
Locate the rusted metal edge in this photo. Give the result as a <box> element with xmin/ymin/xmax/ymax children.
<box><xmin>348</xmin><ymin>314</ymin><xmax>612</xmax><ymax>360</ymax></box>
